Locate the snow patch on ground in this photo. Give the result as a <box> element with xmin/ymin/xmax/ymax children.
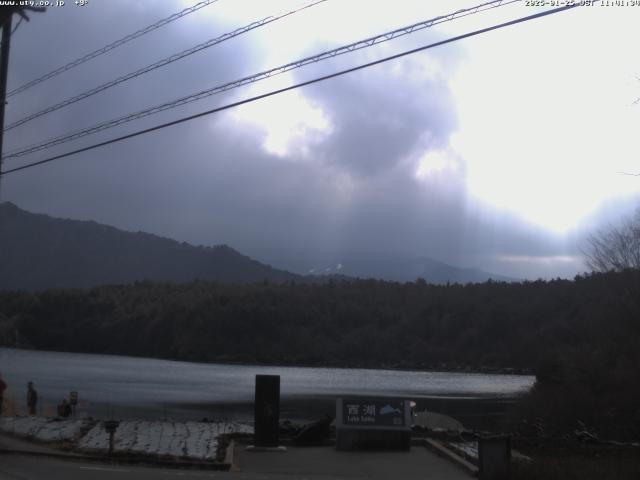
<box><xmin>0</xmin><ymin>416</ymin><xmax>91</xmax><ymax>442</ymax></box>
<box><xmin>77</xmin><ymin>420</ymin><xmax>252</xmax><ymax>460</ymax></box>
<box><xmin>449</xmin><ymin>441</ymin><xmax>479</xmax><ymax>460</ymax></box>
<box><xmin>413</xmin><ymin>411</ymin><xmax>464</xmax><ymax>431</ymax></box>
<box><xmin>1</xmin><ymin>416</ymin><xmax>252</xmax><ymax>461</ymax></box>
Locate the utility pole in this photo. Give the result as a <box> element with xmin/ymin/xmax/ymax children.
<box><xmin>0</xmin><ymin>6</ymin><xmax>45</xmax><ymax>195</ymax></box>
<box><xmin>0</xmin><ymin>9</ymin><xmax>13</xmax><ymax>190</ymax></box>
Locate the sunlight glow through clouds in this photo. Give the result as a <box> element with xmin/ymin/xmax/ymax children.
<box><xmin>448</xmin><ymin>5</ymin><xmax>640</xmax><ymax>233</ymax></box>
<box><xmin>191</xmin><ymin>0</ymin><xmax>639</xmax><ymax>235</ymax></box>
<box><xmin>415</xmin><ymin>149</ymin><xmax>460</xmax><ymax>180</ymax></box>
<box><xmin>230</xmin><ymin>86</ymin><xmax>332</xmax><ymax>158</ymax></box>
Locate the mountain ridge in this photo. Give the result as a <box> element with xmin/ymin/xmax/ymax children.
<box><xmin>0</xmin><ymin>202</ymin><xmax>301</xmax><ymax>290</ymax></box>
<box><xmin>0</xmin><ymin>202</ymin><xmax>516</xmax><ymax>289</ymax></box>
<box><xmin>290</xmin><ymin>255</ymin><xmax>517</xmax><ymax>284</ymax></box>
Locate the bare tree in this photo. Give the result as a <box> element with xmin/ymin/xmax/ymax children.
<box><xmin>583</xmin><ymin>209</ymin><xmax>640</xmax><ymax>272</ymax></box>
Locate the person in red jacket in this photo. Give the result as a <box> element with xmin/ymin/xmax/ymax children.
<box><xmin>0</xmin><ymin>373</ymin><xmax>7</xmax><ymax>416</ymax></box>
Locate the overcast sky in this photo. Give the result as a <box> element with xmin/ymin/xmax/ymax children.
<box><xmin>1</xmin><ymin>0</ymin><xmax>639</xmax><ymax>279</ymax></box>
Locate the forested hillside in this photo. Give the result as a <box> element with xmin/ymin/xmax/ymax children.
<box><xmin>0</xmin><ymin>272</ymin><xmax>636</xmax><ymax>371</ymax></box>
<box><xmin>0</xmin><ymin>202</ymin><xmax>516</xmax><ymax>288</ymax></box>
<box><xmin>0</xmin><ymin>202</ymin><xmax>301</xmax><ymax>289</ymax></box>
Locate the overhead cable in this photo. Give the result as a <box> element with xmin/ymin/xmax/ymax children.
<box><xmin>3</xmin><ymin>0</ymin><xmax>518</xmax><ymax>159</ymax></box>
<box><xmin>7</xmin><ymin>0</ymin><xmax>220</xmax><ymax>98</ymax></box>
<box><xmin>4</xmin><ymin>0</ymin><xmax>328</xmax><ymax>132</ymax></box>
<box><xmin>0</xmin><ymin>4</ymin><xmax>580</xmax><ymax>177</ymax></box>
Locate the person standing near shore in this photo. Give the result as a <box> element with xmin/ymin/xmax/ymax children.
<box><xmin>27</xmin><ymin>381</ymin><xmax>38</xmax><ymax>416</ymax></box>
<box><xmin>0</xmin><ymin>373</ymin><xmax>6</xmax><ymax>415</ymax></box>
<box><xmin>57</xmin><ymin>399</ymin><xmax>71</xmax><ymax>418</ymax></box>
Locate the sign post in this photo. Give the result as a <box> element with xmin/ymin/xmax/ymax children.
<box><xmin>104</xmin><ymin>420</ymin><xmax>120</xmax><ymax>456</ymax></box>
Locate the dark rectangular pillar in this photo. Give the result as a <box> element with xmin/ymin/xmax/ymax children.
<box><xmin>254</xmin><ymin>374</ymin><xmax>280</xmax><ymax>447</ymax></box>
<box><xmin>479</xmin><ymin>436</ymin><xmax>511</xmax><ymax>480</ymax></box>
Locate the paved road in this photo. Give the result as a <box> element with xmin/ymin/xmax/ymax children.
<box><xmin>0</xmin><ymin>433</ymin><xmax>69</xmax><ymax>455</ymax></box>
<box><xmin>0</xmin><ymin>455</ymin><xmax>227</xmax><ymax>480</ymax></box>
<box><xmin>236</xmin><ymin>445</ymin><xmax>471</xmax><ymax>479</ymax></box>
<box><xmin>0</xmin><ymin>446</ymin><xmax>471</xmax><ymax>480</ymax></box>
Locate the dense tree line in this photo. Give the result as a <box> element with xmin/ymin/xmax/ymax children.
<box><xmin>0</xmin><ymin>272</ymin><xmax>635</xmax><ymax>371</ymax></box>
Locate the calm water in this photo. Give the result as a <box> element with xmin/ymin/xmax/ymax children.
<box><xmin>0</xmin><ymin>348</ymin><xmax>533</xmax><ymax>421</ymax></box>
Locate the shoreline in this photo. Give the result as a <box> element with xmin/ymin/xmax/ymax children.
<box><xmin>97</xmin><ymin>394</ymin><xmax>522</xmax><ymax>432</ymax></box>
<box><xmin>1</xmin><ymin>394</ymin><xmax>519</xmax><ymax>432</ymax></box>
<box><xmin>0</xmin><ymin>393</ymin><xmax>520</xmax><ymax>432</ymax></box>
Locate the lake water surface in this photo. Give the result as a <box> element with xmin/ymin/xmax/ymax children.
<box><xmin>0</xmin><ymin>348</ymin><xmax>534</xmax><ymax>421</ymax></box>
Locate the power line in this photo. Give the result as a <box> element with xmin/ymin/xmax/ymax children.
<box><xmin>3</xmin><ymin>0</ymin><xmax>328</xmax><ymax>132</ymax></box>
<box><xmin>6</xmin><ymin>0</ymin><xmax>220</xmax><ymax>98</ymax></box>
<box><xmin>0</xmin><ymin>3</ymin><xmax>579</xmax><ymax>178</ymax></box>
<box><xmin>3</xmin><ymin>0</ymin><xmax>518</xmax><ymax>160</ymax></box>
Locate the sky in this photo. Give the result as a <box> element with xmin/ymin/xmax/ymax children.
<box><xmin>1</xmin><ymin>0</ymin><xmax>639</xmax><ymax>280</ymax></box>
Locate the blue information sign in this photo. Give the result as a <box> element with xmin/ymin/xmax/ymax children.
<box><xmin>341</xmin><ymin>398</ymin><xmax>406</xmax><ymax>427</ymax></box>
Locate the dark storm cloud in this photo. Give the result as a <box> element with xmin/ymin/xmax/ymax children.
<box><xmin>2</xmin><ymin>0</ymin><xmax>587</xmax><ymax>279</ymax></box>
<box><xmin>302</xmin><ymin>64</ymin><xmax>456</xmax><ymax>177</ymax></box>
<box><xmin>4</xmin><ymin>0</ymin><xmax>259</xmax><ymax>151</ymax></box>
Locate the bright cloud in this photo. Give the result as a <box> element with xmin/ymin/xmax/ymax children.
<box><xmin>415</xmin><ymin>149</ymin><xmax>460</xmax><ymax>180</ymax></box>
<box><xmin>230</xmin><ymin>85</ymin><xmax>331</xmax><ymax>158</ymax></box>
<box><xmin>448</xmin><ymin>5</ymin><xmax>640</xmax><ymax>233</ymax></box>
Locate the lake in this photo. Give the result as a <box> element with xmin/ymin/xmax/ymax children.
<box><xmin>0</xmin><ymin>348</ymin><xmax>534</xmax><ymax>423</ymax></box>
